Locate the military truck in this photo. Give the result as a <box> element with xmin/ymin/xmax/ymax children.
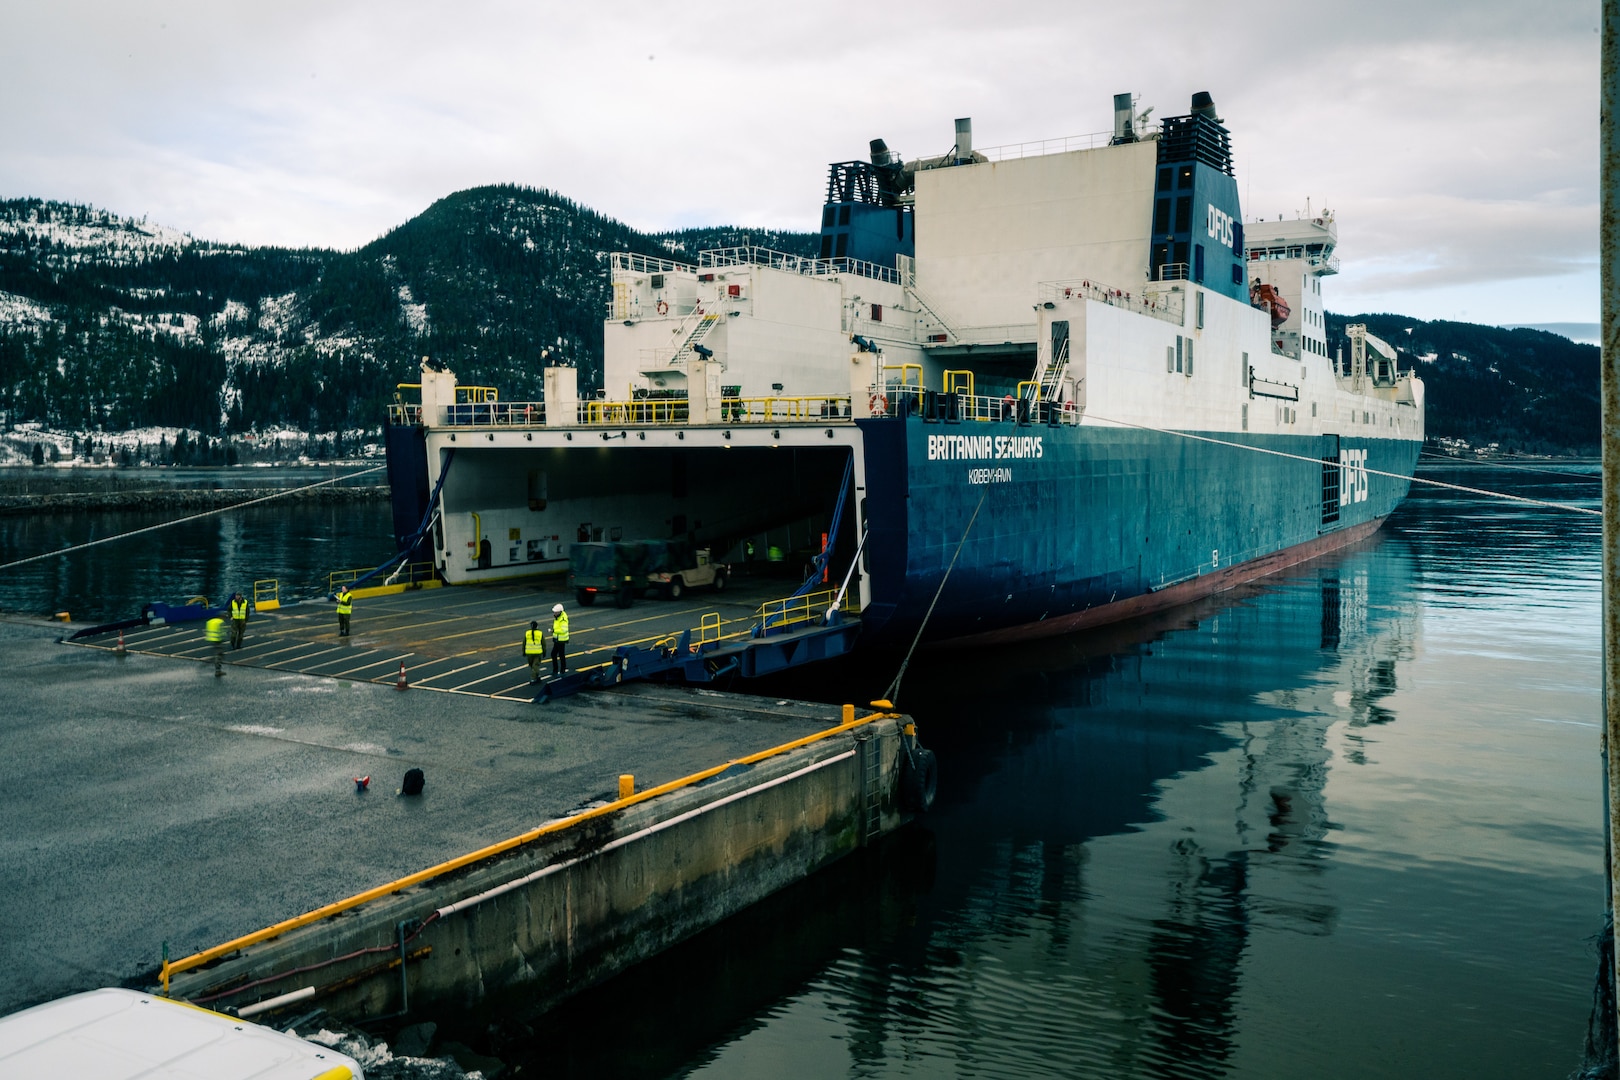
<box><xmin>644</xmin><ymin>541</ymin><xmax>729</xmax><ymax>600</ymax></box>
<box><xmin>568</xmin><ymin>541</ymin><xmax>650</xmax><ymax>608</ymax></box>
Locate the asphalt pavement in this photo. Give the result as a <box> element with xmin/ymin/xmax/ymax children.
<box><xmin>0</xmin><ymin>614</ymin><xmax>841</xmax><ymax>1017</ymax></box>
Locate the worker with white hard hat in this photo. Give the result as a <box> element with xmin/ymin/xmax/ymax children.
<box><xmin>550</xmin><ymin>602</ymin><xmax>570</xmax><ymax>676</ymax></box>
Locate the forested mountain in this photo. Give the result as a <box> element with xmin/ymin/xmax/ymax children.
<box><xmin>1324</xmin><ymin>313</ymin><xmax>1599</xmax><ymax>455</ymax></box>
<box><xmin>0</xmin><ymin>190</ymin><xmax>816</xmax><ymax>440</ymax></box>
<box><xmin>0</xmin><ymin>193</ymin><xmax>1600</xmax><ymax>455</ymax></box>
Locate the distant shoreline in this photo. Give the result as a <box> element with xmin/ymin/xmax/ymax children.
<box><xmin>0</xmin><ymin>484</ymin><xmax>390</xmax><ymax>516</ymax></box>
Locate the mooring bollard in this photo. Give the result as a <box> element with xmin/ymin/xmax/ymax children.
<box><xmin>619</xmin><ymin>774</ymin><xmax>635</xmax><ymax>799</ymax></box>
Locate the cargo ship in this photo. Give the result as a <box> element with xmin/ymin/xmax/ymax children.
<box><xmin>385</xmin><ymin>91</ymin><xmax>1423</xmax><ymax>649</ymax></box>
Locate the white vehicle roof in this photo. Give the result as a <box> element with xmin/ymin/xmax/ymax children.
<box><xmin>0</xmin><ymin>988</ymin><xmax>363</xmax><ymax>1080</ymax></box>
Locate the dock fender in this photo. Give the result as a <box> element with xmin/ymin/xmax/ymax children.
<box><xmin>900</xmin><ymin>743</ymin><xmax>938</xmax><ymax>813</ymax></box>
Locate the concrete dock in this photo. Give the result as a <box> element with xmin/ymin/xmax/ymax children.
<box><xmin>71</xmin><ymin>572</ymin><xmax>842</xmax><ymax>699</ymax></box>
<box><xmin>1</xmin><ymin>595</ymin><xmax>916</xmax><ymax>1023</ymax></box>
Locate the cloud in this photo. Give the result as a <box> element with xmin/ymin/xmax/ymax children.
<box><xmin>0</xmin><ymin>0</ymin><xmax>1599</xmax><ymax>322</ymax></box>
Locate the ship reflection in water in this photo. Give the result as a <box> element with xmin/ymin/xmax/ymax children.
<box><xmin>461</xmin><ymin>468</ymin><xmax>1599</xmax><ymax>1080</ymax></box>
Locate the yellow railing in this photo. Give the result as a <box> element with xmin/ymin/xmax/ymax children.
<box><xmin>586</xmin><ymin>399</ymin><xmax>689</xmax><ymax>425</ymax></box>
<box><xmin>581</xmin><ymin>396</ymin><xmax>854</xmax><ymax>426</ymax></box>
<box><xmin>327</xmin><ymin>562</ymin><xmax>436</xmax><ymax>596</ymax></box>
<box><xmin>252</xmin><ymin>579</ymin><xmax>279</xmax><ymax>612</ymax></box>
<box><xmin>728</xmin><ymin>396</ymin><xmax>852</xmax><ymax>423</ymax></box>
<box><xmin>328</xmin><ymin>567</ymin><xmax>365</xmax><ymax>593</ymax></box>
<box><xmin>159</xmin><ymin>700</ymin><xmax>901</xmax><ymax>995</ymax></box>
<box><xmin>881</xmin><ymin>362</ymin><xmax>923</xmax><ymax>389</ymax></box>
<box><xmin>699</xmin><ymin>612</ymin><xmax>724</xmax><ymax>645</ymax></box>
<box><xmin>756</xmin><ymin>588</ymin><xmax>846</xmax><ymax>632</ymax></box>
<box><xmin>391</xmin><ymin>561</ymin><xmax>437</xmax><ymax>586</ymax></box>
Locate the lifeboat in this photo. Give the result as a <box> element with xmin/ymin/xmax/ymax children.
<box><xmin>1250</xmin><ymin>282</ymin><xmax>1291</xmax><ymax>328</ymax></box>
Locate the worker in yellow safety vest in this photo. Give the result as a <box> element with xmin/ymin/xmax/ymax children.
<box><xmin>550</xmin><ymin>603</ymin><xmax>569</xmax><ymax>676</ymax></box>
<box><xmin>335</xmin><ymin>586</ymin><xmax>353</xmax><ymax>637</ymax></box>
<box><xmin>524</xmin><ymin>620</ymin><xmax>546</xmax><ymax>683</ymax></box>
<box><xmin>204</xmin><ymin>615</ymin><xmax>226</xmax><ymax>677</ymax></box>
<box><xmin>229</xmin><ymin>592</ymin><xmax>249</xmax><ymax>649</ymax></box>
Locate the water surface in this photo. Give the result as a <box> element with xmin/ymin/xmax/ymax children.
<box><xmin>0</xmin><ymin>462</ymin><xmax>1602</xmax><ymax>1078</ymax></box>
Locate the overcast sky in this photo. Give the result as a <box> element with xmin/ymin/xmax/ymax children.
<box><xmin>0</xmin><ymin>1</ymin><xmax>1600</xmax><ymax>329</ymax></box>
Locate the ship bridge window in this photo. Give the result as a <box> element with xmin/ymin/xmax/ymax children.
<box><xmin>1177</xmin><ymin>165</ymin><xmax>1193</xmax><ymax>188</ymax></box>
<box><xmin>870</xmin><ymin>303</ymin><xmax>883</xmax><ymax>322</ymax></box>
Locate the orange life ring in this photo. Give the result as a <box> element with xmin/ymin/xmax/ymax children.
<box><xmin>656</xmin><ymin>300</ymin><xmax>668</xmax><ymax>315</ymax></box>
<box><xmin>869</xmin><ymin>392</ymin><xmax>889</xmax><ymax>416</ymax></box>
<box><xmin>1063</xmin><ymin>400</ymin><xmax>1076</xmax><ymax>414</ymax></box>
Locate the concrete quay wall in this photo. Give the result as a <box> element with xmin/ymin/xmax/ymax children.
<box><xmin>167</xmin><ymin>711</ymin><xmax>911</xmax><ymax>1022</ymax></box>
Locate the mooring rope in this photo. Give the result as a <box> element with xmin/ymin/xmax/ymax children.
<box><xmin>0</xmin><ymin>465</ymin><xmax>388</xmax><ymax>573</ymax></box>
<box><xmin>1083</xmin><ymin>413</ymin><xmax>1601</xmax><ymax>517</ymax></box>
<box><xmin>882</xmin><ymin>487</ymin><xmax>989</xmax><ymax>708</ymax></box>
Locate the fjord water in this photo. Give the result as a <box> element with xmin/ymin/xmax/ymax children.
<box><xmin>488</xmin><ymin>463</ymin><xmax>1604</xmax><ymax>1080</ymax></box>
<box><xmin>0</xmin><ymin>466</ymin><xmax>395</xmax><ymax>618</ymax></box>
<box><xmin>0</xmin><ymin>464</ymin><xmax>1604</xmax><ymax>1077</ymax></box>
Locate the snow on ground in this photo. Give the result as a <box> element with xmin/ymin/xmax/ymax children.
<box><xmin>257</xmin><ymin>292</ymin><xmax>301</xmax><ymax>337</ymax></box>
<box><xmin>0</xmin><ymin>207</ymin><xmax>192</xmax><ymax>254</ymax></box>
<box><xmin>0</xmin><ymin>290</ymin><xmax>51</xmax><ymax>326</ymax></box>
<box><xmin>398</xmin><ymin>284</ymin><xmax>429</xmax><ymax>336</ymax></box>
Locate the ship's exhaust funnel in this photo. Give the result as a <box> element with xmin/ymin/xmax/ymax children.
<box><xmin>954</xmin><ymin>118</ymin><xmax>972</xmax><ymax>162</ymax></box>
<box><xmin>1191</xmin><ymin>91</ymin><xmax>1221</xmax><ymax>122</ymax></box>
<box><xmin>869</xmin><ymin>138</ymin><xmax>894</xmax><ymax>166</ymax></box>
<box><xmin>1112</xmin><ymin>92</ymin><xmax>1136</xmax><ymax>144</ymax></box>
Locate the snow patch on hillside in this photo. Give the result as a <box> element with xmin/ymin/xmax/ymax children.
<box><xmin>0</xmin><ymin>290</ymin><xmax>52</xmax><ymax>326</ymax></box>
<box><xmin>398</xmin><ymin>284</ymin><xmax>429</xmax><ymax>336</ymax></box>
<box><xmin>258</xmin><ymin>293</ymin><xmax>301</xmax><ymax>337</ymax></box>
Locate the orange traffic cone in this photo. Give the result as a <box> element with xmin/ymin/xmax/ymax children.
<box><xmin>115</xmin><ymin>630</ymin><xmax>127</xmax><ymax>656</ymax></box>
<box><xmin>396</xmin><ymin>661</ymin><xmax>409</xmax><ymax>691</ymax></box>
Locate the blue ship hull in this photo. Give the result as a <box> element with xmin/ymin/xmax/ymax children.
<box><xmin>854</xmin><ymin>415</ymin><xmax>1417</xmax><ymax>647</ymax></box>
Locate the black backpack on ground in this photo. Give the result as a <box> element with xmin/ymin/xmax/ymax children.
<box><xmin>401</xmin><ymin>768</ymin><xmax>425</xmax><ymax>796</ymax></box>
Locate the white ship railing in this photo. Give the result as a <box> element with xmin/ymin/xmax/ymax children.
<box><xmin>410</xmin><ymin>390</ymin><xmax>1082</xmax><ymax>429</ymax></box>
<box><xmin>423</xmin><ymin>401</ymin><xmax>548</xmax><ymax>427</ymax></box>
<box><xmin>1039</xmin><ymin>278</ymin><xmax>1184</xmax><ymax>325</ymax></box>
<box><xmin>697</xmin><ymin>246</ymin><xmax>901</xmax><ymax>285</ymax></box>
<box><xmin>609</xmin><ymin>251</ymin><xmax>696</xmax><ymax>275</ymax></box>
<box><xmin>977</xmin><ymin>129</ymin><xmax>1115</xmax><ymax>161</ymax></box>
<box><xmin>1247</xmin><ymin>249</ymin><xmax>1341</xmax><ymax>274</ymax></box>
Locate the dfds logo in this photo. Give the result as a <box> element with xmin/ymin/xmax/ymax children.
<box><xmin>1340</xmin><ymin>448</ymin><xmax>1369</xmax><ymax>505</ymax></box>
<box><xmin>1207</xmin><ymin>205</ymin><xmax>1234</xmax><ymax>248</ymax></box>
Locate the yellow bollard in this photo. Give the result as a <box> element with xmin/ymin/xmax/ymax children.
<box><xmin>54</xmin><ymin>611</ymin><xmax>70</xmax><ymax>622</ymax></box>
<box><xmin>618</xmin><ymin>774</ymin><xmax>635</xmax><ymax>799</ymax></box>
<box><xmin>842</xmin><ymin>704</ymin><xmax>855</xmax><ymax>725</ymax></box>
